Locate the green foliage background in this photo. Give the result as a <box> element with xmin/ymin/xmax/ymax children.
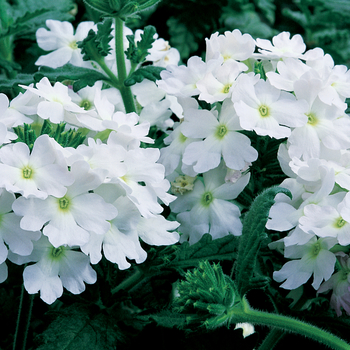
<box><xmin>1</xmin><ymin>1</ymin><xmax>350</xmax><ymax>350</ymax></box>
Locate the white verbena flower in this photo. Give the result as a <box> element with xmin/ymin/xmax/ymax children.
<box><xmin>35</xmin><ymin>19</ymin><xmax>96</xmax><ymax>69</ymax></box>
<box><xmin>232</xmin><ymin>76</ymin><xmax>308</xmax><ymax>139</ymax></box>
<box><xmin>22</xmin><ymin>235</ymin><xmax>97</xmax><ymax>304</ymax></box>
<box><xmin>0</xmin><ymin>134</ymin><xmax>73</xmax><ymax>199</ymax></box>
<box><xmin>171</xmin><ymin>164</ymin><xmax>250</xmax><ymax>244</ymax></box>
<box><xmin>13</xmin><ymin>161</ymin><xmax>118</xmax><ymax>247</ymax></box>
<box><xmin>181</xmin><ymin>99</ymin><xmax>258</xmax><ymax>174</ymax></box>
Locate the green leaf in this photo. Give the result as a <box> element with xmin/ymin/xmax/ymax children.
<box><xmin>137</xmin><ymin>310</ymin><xmax>189</xmax><ymax>329</ymax></box>
<box><xmin>167</xmin><ymin>17</ymin><xmax>198</xmax><ymax>59</ymax></box>
<box><xmin>35</xmin><ymin>304</ymin><xmax>121</xmax><ymax>350</ymax></box>
<box><xmin>125</xmin><ymin>25</ymin><xmax>157</xmax><ymax>64</ymax></box>
<box><xmin>166</xmin><ymin>233</ymin><xmax>240</xmax><ymax>270</ymax></box>
<box><xmin>77</xmin><ymin>19</ymin><xmax>113</xmax><ymax>62</ymax></box>
<box><xmin>83</xmin><ymin>0</ymin><xmax>161</xmax><ymax>20</ymax></box>
<box><xmin>235</xmin><ymin>186</ymin><xmax>292</xmax><ymax>297</ymax></box>
<box><xmin>253</xmin><ymin>0</ymin><xmax>276</xmax><ymax>24</ymax></box>
<box><xmin>34</xmin><ymin>64</ymin><xmax>110</xmax><ymax>91</ymax></box>
<box><xmin>124</xmin><ymin>65</ymin><xmax>165</xmax><ymax>86</ymax></box>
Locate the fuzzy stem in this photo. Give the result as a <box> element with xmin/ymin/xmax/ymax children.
<box><xmin>258</xmin><ymin>328</ymin><xmax>285</xmax><ymax>350</ymax></box>
<box><xmin>229</xmin><ymin>298</ymin><xmax>350</xmax><ymax>350</ymax></box>
<box><xmin>114</xmin><ymin>17</ymin><xmax>136</xmax><ymax>113</ymax></box>
<box><xmin>111</xmin><ymin>267</ymin><xmax>143</xmax><ymax>295</ymax></box>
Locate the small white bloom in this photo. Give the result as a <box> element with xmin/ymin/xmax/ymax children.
<box><xmin>0</xmin><ymin>135</ymin><xmax>73</xmax><ymax>199</ymax></box>
<box><xmin>22</xmin><ymin>235</ymin><xmax>97</xmax><ymax>304</ymax></box>
<box><xmin>181</xmin><ymin>99</ymin><xmax>258</xmax><ymax>173</ymax></box>
<box><xmin>232</xmin><ymin>77</ymin><xmax>308</xmax><ymax>139</ymax></box>
<box><xmin>35</xmin><ymin>20</ymin><xmax>96</xmax><ymax>68</ymax></box>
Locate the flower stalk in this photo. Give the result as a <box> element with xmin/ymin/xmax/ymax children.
<box><xmin>114</xmin><ymin>17</ymin><xmax>136</xmax><ymax>113</ymax></box>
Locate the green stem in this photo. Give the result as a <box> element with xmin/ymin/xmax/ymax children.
<box><xmin>111</xmin><ymin>267</ymin><xmax>143</xmax><ymax>295</ymax></box>
<box><xmin>13</xmin><ymin>285</ymin><xmax>34</xmax><ymax>350</ymax></box>
<box><xmin>258</xmin><ymin>328</ymin><xmax>285</xmax><ymax>350</ymax></box>
<box><xmin>114</xmin><ymin>17</ymin><xmax>136</xmax><ymax>114</ymax></box>
<box><xmin>229</xmin><ymin>298</ymin><xmax>350</xmax><ymax>350</ymax></box>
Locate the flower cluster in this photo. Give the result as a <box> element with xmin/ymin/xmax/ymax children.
<box><xmin>0</xmin><ymin>19</ymin><xmax>181</xmax><ymax>304</ymax></box>
<box><xmin>155</xmin><ymin>30</ymin><xmax>350</xmax><ymax>316</ymax></box>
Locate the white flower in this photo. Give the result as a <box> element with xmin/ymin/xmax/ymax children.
<box><xmin>22</xmin><ymin>235</ymin><xmax>97</xmax><ymax>304</ymax></box>
<box><xmin>255</xmin><ymin>31</ymin><xmax>306</xmax><ymax>60</ymax></box>
<box><xmin>299</xmin><ymin>192</ymin><xmax>350</xmax><ymax>245</ymax></box>
<box><xmin>0</xmin><ymin>135</ymin><xmax>73</xmax><ymax>199</ymax></box>
<box><xmin>171</xmin><ymin>165</ymin><xmax>250</xmax><ymax>244</ymax></box>
<box><xmin>205</xmin><ymin>30</ymin><xmax>255</xmax><ymax>62</ymax></box>
<box><xmin>157</xmin><ymin>56</ymin><xmax>207</xmax><ymax>97</ymax></box>
<box><xmin>13</xmin><ymin>161</ymin><xmax>118</xmax><ymax>247</ymax></box>
<box><xmin>19</xmin><ymin>77</ymin><xmax>86</xmax><ymax>125</ymax></box>
<box><xmin>35</xmin><ymin>20</ymin><xmax>96</xmax><ymax>68</ymax></box>
<box><xmin>196</xmin><ymin>59</ymin><xmax>247</xmax><ymax>103</ymax></box>
<box><xmin>159</xmin><ymin>122</ymin><xmax>199</xmax><ymax>177</ymax></box>
<box><xmin>0</xmin><ymin>189</ymin><xmax>41</xmax><ymax>265</ymax></box>
<box><xmin>232</xmin><ymin>76</ymin><xmax>308</xmax><ymax>138</ymax></box>
<box><xmin>287</xmin><ymin>75</ymin><xmax>350</xmax><ymax>160</ymax></box>
<box><xmin>103</xmin><ymin>112</ymin><xmax>153</xmax><ymax>150</ymax></box>
<box><xmin>181</xmin><ymin>99</ymin><xmax>258</xmax><ymax>174</ymax></box>
<box><xmin>273</xmin><ymin>235</ymin><xmax>337</xmax><ymax>290</ymax></box>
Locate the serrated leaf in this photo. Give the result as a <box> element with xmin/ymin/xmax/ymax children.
<box><xmin>125</xmin><ymin>25</ymin><xmax>157</xmax><ymax>64</ymax></box>
<box><xmin>77</xmin><ymin>19</ymin><xmax>113</xmax><ymax>62</ymax></box>
<box><xmin>137</xmin><ymin>310</ymin><xmax>189</xmax><ymax>329</ymax></box>
<box><xmin>168</xmin><ymin>233</ymin><xmax>240</xmax><ymax>270</ymax></box>
<box><xmin>124</xmin><ymin>65</ymin><xmax>165</xmax><ymax>86</ymax></box>
<box><xmin>235</xmin><ymin>186</ymin><xmax>292</xmax><ymax>297</ymax></box>
<box><xmin>34</xmin><ymin>64</ymin><xmax>110</xmax><ymax>91</ymax></box>
<box><xmin>35</xmin><ymin>304</ymin><xmax>121</xmax><ymax>350</ymax></box>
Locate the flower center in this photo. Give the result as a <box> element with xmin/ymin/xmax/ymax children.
<box><xmin>80</xmin><ymin>99</ymin><xmax>92</xmax><ymax>110</ymax></box>
<box><xmin>334</xmin><ymin>217</ymin><xmax>347</xmax><ymax>228</ymax></box>
<box><xmin>22</xmin><ymin>166</ymin><xmax>33</xmax><ymax>179</ymax></box>
<box><xmin>307</xmin><ymin>112</ymin><xmax>318</xmax><ymax>125</ymax></box>
<box><xmin>311</xmin><ymin>242</ymin><xmax>321</xmax><ymax>256</ymax></box>
<box><xmin>171</xmin><ymin>175</ymin><xmax>196</xmax><ymax>195</ymax></box>
<box><xmin>51</xmin><ymin>246</ymin><xmax>65</xmax><ymax>259</ymax></box>
<box><xmin>222</xmin><ymin>83</ymin><xmax>232</xmax><ymax>94</ymax></box>
<box><xmin>179</xmin><ymin>133</ymin><xmax>187</xmax><ymax>143</ymax></box>
<box><xmin>69</xmin><ymin>40</ymin><xmax>78</xmax><ymax>49</ymax></box>
<box><xmin>201</xmin><ymin>191</ymin><xmax>214</xmax><ymax>207</ymax></box>
<box><xmin>258</xmin><ymin>105</ymin><xmax>269</xmax><ymax>117</ymax></box>
<box><xmin>58</xmin><ymin>196</ymin><xmax>70</xmax><ymax>210</ymax></box>
<box><xmin>215</xmin><ymin>124</ymin><xmax>228</xmax><ymax>139</ymax></box>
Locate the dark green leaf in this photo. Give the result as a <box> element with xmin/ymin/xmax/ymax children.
<box><xmin>166</xmin><ymin>233</ymin><xmax>240</xmax><ymax>270</ymax></box>
<box><xmin>235</xmin><ymin>186</ymin><xmax>292</xmax><ymax>296</ymax></box>
<box><xmin>253</xmin><ymin>0</ymin><xmax>276</xmax><ymax>24</ymax></box>
<box><xmin>125</xmin><ymin>25</ymin><xmax>157</xmax><ymax>64</ymax></box>
<box><xmin>124</xmin><ymin>65</ymin><xmax>165</xmax><ymax>86</ymax></box>
<box><xmin>34</xmin><ymin>64</ymin><xmax>110</xmax><ymax>91</ymax></box>
<box><xmin>77</xmin><ymin>19</ymin><xmax>113</xmax><ymax>62</ymax></box>
<box><xmin>137</xmin><ymin>310</ymin><xmax>189</xmax><ymax>329</ymax></box>
<box><xmin>35</xmin><ymin>304</ymin><xmax>121</xmax><ymax>350</ymax></box>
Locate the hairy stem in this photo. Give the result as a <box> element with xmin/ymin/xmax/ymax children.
<box><xmin>114</xmin><ymin>17</ymin><xmax>136</xmax><ymax>114</ymax></box>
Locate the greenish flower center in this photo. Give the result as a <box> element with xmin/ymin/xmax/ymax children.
<box><xmin>259</xmin><ymin>105</ymin><xmax>269</xmax><ymax>117</ymax></box>
<box><xmin>222</xmin><ymin>83</ymin><xmax>232</xmax><ymax>94</ymax></box>
<box><xmin>312</xmin><ymin>242</ymin><xmax>321</xmax><ymax>256</ymax></box>
<box><xmin>69</xmin><ymin>41</ymin><xmax>78</xmax><ymax>49</ymax></box>
<box><xmin>201</xmin><ymin>191</ymin><xmax>214</xmax><ymax>207</ymax></box>
<box><xmin>215</xmin><ymin>124</ymin><xmax>228</xmax><ymax>139</ymax></box>
<box><xmin>334</xmin><ymin>217</ymin><xmax>347</xmax><ymax>228</ymax></box>
<box><xmin>80</xmin><ymin>99</ymin><xmax>92</xmax><ymax>110</ymax></box>
<box><xmin>58</xmin><ymin>196</ymin><xmax>70</xmax><ymax>210</ymax></box>
<box><xmin>22</xmin><ymin>166</ymin><xmax>33</xmax><ymax>179</ymax></box>
<box><xmin>179</xmin><ymin>133</ymin><xmax>187</xmax><ymax>143</ymax></box>
<box><xmin>51</xmin><ymin>246</ymin><xmax>65</xmax><ymax>258</ymax></box>
<box><xmin>307</xmin><ymin>113</ymin><xmax>318</xmax><ymax>125</ymax></box>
